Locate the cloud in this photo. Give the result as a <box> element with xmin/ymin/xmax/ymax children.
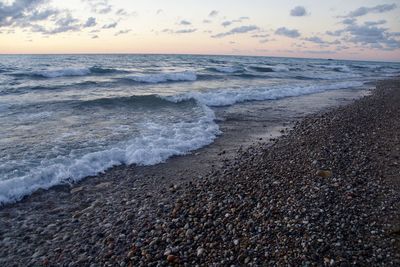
<box><xmin>326</xmin><ymin>20</ymin><xmax>400</xmax><ymax>50</ymax></box>
<box><xmin>304</xmin><ymin>36</ymin><xmax>325</xmax><ymax>44</ymax></box>
<box><xmin>38</xmin><ymin>14</ymin><xmax>82</xmax><ymax>34</ymax></box>
<box><xmin>290</xmin><ymin>6</ymin><xmax>307</xmax><ymax>17</ymax></box>
<box><xmin>156</xmin><ymin>9</ymin><xmax>163</xmax><ymax>15</ymax></box>
<box><xmin>208</xmin><ymin>10</ymin><xmax>218</xmax><ymax>17</ymax></box>
<box><xmin>179</xmin><ymin>20</ymin><xmax>191</xmax><ymax>25</ymax></box>
<box><xmin>116</xmin><ymin>9</ymin><xmax>128</xmax><ymax>16</ymax></box>
<box><xmin>336</xmin><ymin>45</ymin><xmax>350</xmax><ymax>51</ymax></box>
<box><xmin>175</xmin><ymin>28</ymin><xmax>197</xmax><ymax>34</ymax></box>
<box><xmin>203</xmin><ymin>19</ymin><xmax>211</xmax><ymax>24</ymax></box>
<box><xmin>259</xmin><ymin>38</ymin><xmax>268</xmax><ymax>44</ymax></box>
<box><xmin>304</xmin><ymin>50</ymin><xmax>336</xmax><ymax>54</ymax></box>
<box><xmin>344</xmin><ymin>23</ymin><xmax>400</xmax><ymax>50</ymax></box>
<box><xmin>326</xmin><ymin>29</ymin><xmax>344</xmax><ymax>36</ymax></box>
<box><xmin>221</xmin><ymin>21</ymin><xmax>232</xmax><ymax>27</ymax></box>
<box><xmin>211</xmin><ymin>25</ymin><xmax>259</xmax><ymax>38</ymax></box>
<box><xmin>251</xmin><ymin>33</ymin><xmax>269</xmax><ymax>38</ymax></box>
<box><xmin>303</xmin><ymin>36</ymin><xmax>341</xmax><ymax>47</ymax></box>
<box><xmin>342</xmin><ymin>18</ymin><xmax>356</xmax><ymax>25</ymax></box>
<box><xmin>163</xmin><ymin>28</ymin><xmax>197</xmax><ymax>34</ymax></box>
<box><xmin>344</xmin><ymin>3</ymin><xmax>397</xmax><ymax>17</ymax></box>
<box><xmin>84</xmin><ymin>0</ymin><xmax>112</xmax><ymax>14</ymax></box>
<box><xmin>0</xmin><ymin>0</ymin><xmax>55</xmax><ymax>27</ymax></box>
<box><xmin>84</xmin><ymin>17</ymin><xmax>96</xmax><ymax>27</ymax></box>
<box><xmin>114</xmin><ymin>29</ymin><xmax>131</xmax><ymax>36</ymax></box>
<box><xmin>102</xmin><ymin>22</ymin><xmax>118</xmax><ymax>29</ymax></box>
<box><xmin>29</xmin><ymin>8</ymin><xmax>60</xmax><ymax>22</ymax></box>
<box><xmin>115</xmin><ymin>9</ymin><xmax>137</xmax><ymax>17</ymax></box>
<box><xmin>0</xmin><ymin>0</ymin><xmax>100</xmax><ymax>35</ymax></box>
<box><xmin>221</xmin><ymin>17</ymin><xmax>250</xmax><ymax>27</ymax></box>
<box><xmin>364</xmin><ymin>20</ymin><xmax>386</xmax><ymax>26</ymax></box>
<box><xmin>275</xmin><ymin>27</ymin><xmax>300</xmax><ymax>38</ymax></box>
<box><xmin>27</xmin><ymin>14</ymin><xmax>79</xmax><ymax>34</ymax></box>
<box><xmin>91</xmin><ymin>35</ymin><xmax>98</xmax><ymax>39</ymax></box>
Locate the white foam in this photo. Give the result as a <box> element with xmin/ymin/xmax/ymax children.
<box><xmin>272</xmin><ymin>65</ymin><xmax>290</xmax><ymax>72</ymax></box>
<box><xmin>164</xmin><ymin>81</ymin><xmax>364</xmax><ymax>107</ymax></box>
<box><xmin>126</xmin><ymin>71</ymin><xmax>197</xmax><ymax>83</ymax></box>
<box><xmin>17</xmin><ymin>111</ymin><xmax>53</xmax><ymax>121</ymax></box>
<box><xmin>34</xmin><ymin>68</ymin><xmax>91</xmax><ymax>78</ymax></box>
<box><xmin>212</xmin><ymin>66</ymin><xmax>242</xmax><ymax>73</ymax></box>
<box><xmin>322</xmin><ymin>64</ymin><xmax>351</xmax><ymax>72</ymax></box>
<box><xmin>301</xmin><ymin>71</ymin><xmax>361</xmax><ymax>80</ymax></box>
<box><xmin>0</xmin><ymin>105</ymin><xmax>219</xmax><ymax>205</ymax></box>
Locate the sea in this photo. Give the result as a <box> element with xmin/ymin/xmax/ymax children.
<box><xmin>0</xmin><ymin>54</ymin><xmax>399</xmax><ymax>204</ymax></box>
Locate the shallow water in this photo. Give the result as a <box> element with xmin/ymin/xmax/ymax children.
<box><xmin>0</xmin><ymin>54</ymin><xmax>399</xmax><ymax>204</ymax></box>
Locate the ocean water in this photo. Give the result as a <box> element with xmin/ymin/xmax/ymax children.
<box><xmin>0</xmin><ymin>54</ymin><xmax>399</xmax><ymax>204</ymax></box>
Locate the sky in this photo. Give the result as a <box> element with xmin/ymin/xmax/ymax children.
<box><xmin>0</xmin><ymin>0</ymin><xmax>399</xmax><ymax>61</ymax></box>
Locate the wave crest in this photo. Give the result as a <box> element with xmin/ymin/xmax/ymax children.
<box><xmin>34</xmin><ymin>68</ymin><xmax>91</xmax><ymax>78</ymax></box>
<box><xmin>163</xmin><ymin>81</ymin><xmax>364</xmax><ymax>107</ymax></box>
<box><xmin>208</xmin><ymin>66</ymin><xmax>243</xmax><ymax>73</ymax></box>
<box><xmin>125</xmin><ymin>71</ymin><xmax>197</xmax><ymax>83</ymax></box>
<box><xmin>249</xmin><ymin>65</ymin><xmax>289</xmax><ymax>73</ymax></box>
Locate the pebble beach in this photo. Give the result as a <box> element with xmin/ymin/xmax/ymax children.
<box><xmin>1</xmin><ymin>78</ymin><xmax>399</xmax><ymax>266</ymax></box>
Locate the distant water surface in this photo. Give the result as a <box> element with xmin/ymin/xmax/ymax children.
<box><xmin>0</xmin><ymin>54</ymin><xmax>399</xmax><ymax>204</ymax></box>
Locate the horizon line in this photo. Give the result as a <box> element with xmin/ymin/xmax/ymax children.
<box><xmin>0</xmin><ymin>52</ymin><xmax>399</xmax><ymax>63</ymax></box>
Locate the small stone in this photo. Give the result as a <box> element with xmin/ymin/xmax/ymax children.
<box><xmin>196</xmin><ymin>247</ymin><xmax>204</xmax><ymax>256</ymax></box>
<box><xmin>186</xmin><ymin>229</ymin><xmax>193</xmax><ymax>238</ymax></box>
<box><xmin>164</xmin><ymin>248</ymin><xmax>172</xmax><ymax>256</ymax></box>
<box><xmin>95</xmin><ymin>182</ymin><xmax>111</xmax><ymax>189</ymax></box>
<box><xmin>70</xmin><ymin>186</ymin><xmax>84</xmax><ymax>194</ymax></box>
<box><xmin>42</xmin><ymin>258</ymin><xmax>49</xmax><ymax>266</ymax></box>
<box><xmin>167</xmin><ymin>254</ymin><xmax>178</xmax><ymax>263</ymax></box>
<box><xmin>315</xmin><ymin>170</ymin><xmax>332</xmax><ymax>178</ymax></box>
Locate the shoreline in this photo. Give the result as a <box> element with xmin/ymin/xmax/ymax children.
<box><xmin>1</xmin><ymin>80</ymin><xmax>399</xmax><ymax>265</ymax></box>
<box><xmin>1</xmin><ymin>85</ymin><xmax>370</xmax><ymax>208</ymax></box>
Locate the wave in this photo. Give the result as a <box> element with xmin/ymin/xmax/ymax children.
<box><xmin>0</xmin><ymin>103</ymin><xmax>11</xmax><ymax>112</ymax></box>
<box><xmin>89</xmin><ymin>66</ymin><xmax>128</xmax><ymax>74</ymax></box>
<box><xmin>17</xmin><ymin>111</ymin><xmax>53</xmax><ymax>121</ymax></box>
<box><xmin>0</xmin><ymin>103</ymin><xmax>219</xmax><ymax>205</ymax></box>
<box><xmin>321</xmin><ymin>64</ymin><xmax>351</xmax><ymax>73</ymax></box>
<box><xmin>164</xmin><ymin>81</ymin><xmax>364</xmax><ymax>107</ymax></box>
<box><xmin>208</xmin><ymin>66</ymin><xmax>243</xmax><ymax>73</ymax></box>
<box><xmin>13</xmin><ymin>66</ymin><xmax>127</xmax><ymax>78</ymax></box>
<box><xmin>77</xmin><ymin>94</ymin><xmax>194</xmax><ymax>108</ymax></box>
<box><xmin>298</xmin><ymin>71</ymin><xmax>361</xmax><ymax>80</ymax></box>
<box><xmin>124</xmin><ymin>71</ymin><xmax>197</xmax><ymax>83</ymax></box>
<box><xmin>249</xmin><ymin>65</ymin><xmax>289</xmax><ymax>73</ymax></box>
<box><xmin>33</xmin><ymin>68</ymin><xmax>91</xmax><ymax>78</ymax></box>
<box><xmin>0</xmin><ymin>78</ymin><xmax>366</xmax><ymax>205</ymax></box>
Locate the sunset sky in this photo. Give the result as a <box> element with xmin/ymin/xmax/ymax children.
<box><xmin>0</xmin><ymin>0</ymin><xmax>399</xmax><ymax>61</ymax></box>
